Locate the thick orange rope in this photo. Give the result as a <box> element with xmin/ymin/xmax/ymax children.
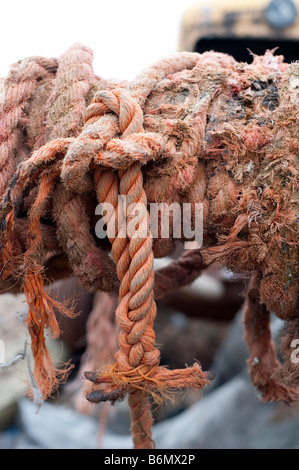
<box><xmin>74</xmin><ymin>84</ymin><xmax>209</xmax><ymax>448</ymax></box>
<box><xmin>91</xmin><ymin>90</ymin><xmax>159</xmax><ymax>447</ymax></box>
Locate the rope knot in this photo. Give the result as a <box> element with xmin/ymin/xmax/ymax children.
<box><xmin>84</xmin><ymin>362</ymin><xmax>210</xmax><ymax>406</ymax></box>
<box><xmin>84</xmin><ymin>88</ymin><xmax>144</xmax><ymax>136</ymax></box>
<box><xmin>61</xmin><ymin>88</ymin><xmax>163</xmax><ymax>192</ymax></box>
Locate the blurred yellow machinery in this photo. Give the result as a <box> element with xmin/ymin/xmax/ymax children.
<box><xmin>178</xmin><ymin>0</ymin><xmax>299</xmax><ymax>61</ymax></box>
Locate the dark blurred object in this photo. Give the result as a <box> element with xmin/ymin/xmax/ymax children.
<box><xmin>50</xmin><ymin>277</ymin><xmax>93</xmax><ymax>352</ymax></box>
<box><xmin>154</xmin><ymin>257</ymin><xmax>244</xmax><ymax>321</ymax></box>
<box><xmin>179</xmin><ymin>0</ymin><xmax>299</xmax><ymax>62</ymax></box>
<box><xmin>158</xmin><ymin>276</ymin><xmax>244</xmax><ymax>321</ymax></box>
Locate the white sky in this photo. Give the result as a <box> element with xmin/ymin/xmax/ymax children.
<box><xmin>0</xmin><ymin>0</ymin><xmax>198</xmax><ymax>80</ymax></box>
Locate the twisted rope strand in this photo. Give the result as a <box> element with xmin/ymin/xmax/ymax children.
<box><xmin>243</xmin><ymin>274</ymin><xmax>299</xmax><ymax>402</ymax></box>
<box><xmin>24</xmin><ymin>168</ymin><xmax>76</xmax><ymax>398</ymax></box>
<box><xmin>77</xmin><ymin>66</ymin><xmax>211</xmax><ymax>447</ymax></box>
<box><xmin>0</xmin><ymin>56</ymin><xmax>58</xmax><ymax>195</ymax></box>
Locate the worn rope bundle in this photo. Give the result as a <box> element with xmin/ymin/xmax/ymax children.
<box><xmin>0</xmin><ymin>44</ymin><xmax>298</xmax><ymax>448</ymax></box>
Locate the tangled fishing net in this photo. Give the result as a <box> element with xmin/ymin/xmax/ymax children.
<box><xmin>0</xmin><ymin>43</ymin><xmax>298</xmax><ymax>448</ymax></box>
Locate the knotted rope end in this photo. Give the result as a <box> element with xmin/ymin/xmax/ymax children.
<box><xmin>84</xmin><ymin>361</ymin><xmax>211</xmax><ymax>407</ymax></box>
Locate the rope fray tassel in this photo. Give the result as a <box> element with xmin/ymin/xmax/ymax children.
<box><xmin>0</xmin><ymin>43</ymin><xmax>299</xmax><ymax>448</ymax></box>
